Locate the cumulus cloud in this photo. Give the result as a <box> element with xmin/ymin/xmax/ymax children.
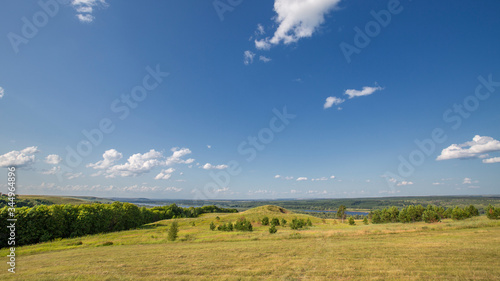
<box><xmin>165</xmin><ymin>147</ymin><xmax>194</xmax><ymax>166</ymax></box>
<box><xmin>483</xmin><ymin>157</ymin><xmax>500</xmax><ymax>164</ymax></box>
<box><xmin>330</xmin><ymin>175</ymin><xmax>335</xmax><ymax>179</ymax></box>
<box><xmin>437</xmin><ymin>135</ymin><xmax>500</xmax><ymax>161</ymax></box>
<box><xmin>463</xmin><ymin>177</ymin><xmax>472</xmax><ymax>184</ymax></box>
<box><xmin>87</xmin><ymin>149</ymin><xmax>123</xmax><ymax>170</ymax></box>
<box><xmin>71</xmin><ymin>0</ymin><xmax>108</xmax><ymax>23</ymax></box>
<box><xmin>296</xmin><ymin>177</ymin><xmax>308</xmax><ymax>181</ymax></box>
<box><xmin>155</xmin><ymin>168</ymin><xmax>175</xmax><ymax>180</ymax></box>
<box><xmin>202</xmin><ymin>163</ymin><xmax>228</xmax><ymax>170</ymax></box>
<box><xmin>45</xmin><ymin>154</ymin><xmax>62</xmax><ymax>165</ymax></box>
<box><xmin>344</xmin><ymin>86</ymin><xmax>383</xmax><ymax>99</ymax></box>
<box><xmin>0</xmin><ymin>87</ymin><xmax>4</xmax><ymax>99</ymax></box>
<box><xmin>42</xmin><ymin>166</ymin><xmax>60</xmax><ymax>175</ymax></box>
<box><xmin>256</xmin><ymin>24</ymin><xmax>265</xmax><ymax>35</ymax></box>
<box><xmin>311</xmin><ymin>177</ymin><xmax>327</xmax><ymax>181</ymax></box>
<box><xmin>324</xmin><ymin>96</ymin><xmax>344</xmax><ymax>109</ymax></box>
<box><xmin>66</xmin><ymin>172</ymin><xmax>83</xmax><ymax>180</ymax></box>
<box><xmin>274</xmin><ymin>174</ymin><xmax>281</xmax><ymax>178</ymax></box>
<box><xmin>244</xmin><ymin>50</ymin><xmax>255</xmax><ymax>65</ymax></box>
<box><xmin>0</xmin><ymin>146</ymin><xmax>39</xmax><ymax>168</ymax></box>
<box><xmin>255</xmin><ymin>0</ymin><xmax>341</xmax><ymax>49</ymax></box>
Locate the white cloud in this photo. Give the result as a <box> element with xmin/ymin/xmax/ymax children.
<box><xmin>165</xmin><ymin>147</ymin><xmax>194</xmax><ymax>165</ymax></box>
<box><xmin>256</xmin><ymin>0</ymin><xmax>341</xmax><ymax>49</ymax></box>
<box><xmin>396</xmin><ymin>181</ymin><xmax>413</xmax><ymax>186</ymax></box>
<box><xmin>344</xmin><ymin>86</ymin><xmax>383</xmax><ymax>99</ymax></box>
<box><xmin>42</xmin><ymin>166</ymin><xmax>60</xmax><ymax>175</ymax></box>
<box><xmin>0</xmin><ymin>87</ymin><xmax>4</xmax><ymax>99</ymax></box>
<box><xmin>296</xmin><ymin>177</ymin><xmax>308</xmax><ymax>181</ymax></box>
<box><xmin>324</xmin><ymin>96</ymin><xmax>344</xmax><ymax>109</ymax></box>
<box><xmin>437</xmin><ymin>135</ymin><xmax>500</xmax><ymax>161</ymax></box>
<box><xmin>87</xmin><ymin>149</ymin><xmax>123</xmax><ymax>170</ymax></box>
<box><xmin>311</xmin><ymin>177</ymin><xmax>327</xmax><ymax>181</ymax></box>
<box><xmin>256</xmin><ymin>24</ymin><xmax>265</xmax><ymax>35</ymax></box>
<box><xmin>0</xmin><ymin>146</ymin><xmax>39</xmax><ymax>168</ymax></box>
<box><xmin>483</xmin><ymin>157</ymin><xmax>500</xmax><ymax>163</ymax></box>
<box><xmin>432</xmin><ymin>182</ymin><xmax>443</xmax><ymax>185</ymax></box>
<box><xmin>463</xmin><ymin>177</ymin><xmax>472</xmax><ymax>184</ymax></box>
<box><xmin>290</xmin><ymin>189</ymin><xmax>300</xmax><ymax>194</ymax></box>
<box><xmin>244</xmin><ymin>50</ymin><xmax>256</xmax><ymax>65</ymax></box>
<box><xmin>106</xmin><ymin>149</ymin><xmax>163</xmax><ymax>178</ymax></box>
<box><xmin>274</xmin><ymin>174</ymin><xmax>281</xmax><ymax>178</ymax></box>
<box><xmin>207</xmin><ymin>145</ymin><xmax>212</xmax><ymax>149</ymax></box>
<box><xmin>285</xmin><ymin>176</ymin><xmax>294</xmax><ymax>180</ymax></box>
<box><xmin>45</xmin><ymin>154</ymin><xmax>62</xmax><ymax>165</ymax></box>
<box><xmin>259</xmin><ymin>55</ymin><xmax>272</xmax><ymax>63</ymax></box>
<box><xmin>202</xmin><ymin>163</ymin><xmax>228</xmax><ymax>170</ymax></box>
<box><xmin>71</xmin><ymin>0</ymin><xmax>108</xmax><ymax>23</ymax></box>
<box><xmin>66</xmin><ymin>172</ymin><xmax>83</xmax><ymax>180</ymax></box>
<box><xmin>330</xmin><ymin>175</ymin><xmax>336</xmax><ymax>179</ymax></box>
<box><xmin>155</xmin><ymin>168</ymin><xmax>175</xmax><ymax>180</ymax></box>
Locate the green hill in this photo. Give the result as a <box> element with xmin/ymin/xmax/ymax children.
<box><xmin>1</xmin><ymin>205</ymin><xmax>499</xmax><ymax>280</ymax></box>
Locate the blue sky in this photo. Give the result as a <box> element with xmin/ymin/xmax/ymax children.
<box><xmin>1</xmin><ymin>0</ymin><xmax>499</xmax><ymax>199</ymax></box>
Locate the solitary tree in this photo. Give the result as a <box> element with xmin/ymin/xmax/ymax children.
<box><xmin>262</xmin><ymin>217</ymin><xmax>269</xmax><ymax>225</ymax></box>
<box><xmin>209</xmin><ymin>221</ymin><xmax>216</xmax><ymax>231</ymax></box>
<box><xmin>167</xmin><ymin>221</ymin><xmax>179</xmax><ymax>241</ymax></box>
<box><xmin>348</xmin><ymin>216</ymin><xmax>355</xmax><ymax>225</ymax></box>
<box><xmin>337</xmin><ymin>205</ymin><xmax>347</xmax><ymax>223</ymax></box>
<box><xmin>363</xmin><ymin>217</ymin><xmax>369</xmax><ymax>225</ymax></box>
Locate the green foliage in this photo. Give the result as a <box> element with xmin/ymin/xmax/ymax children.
<box><xmin>370</xmin><ymin>204</ymin><xmax>480</xmax><ymax>224</ymax></box>
<box><xmin>0</xmin><ymin>202</ymin><xmax>237</xmax><ymax>248</ymax></box>
<box><xmin>280</xmin><ymin>218</ymin><xmax>287</xmax><ymax>226</ymax></box>
<box><xmin>486</xmin><ymin>204</ymin><xmax>500</xmax><ymax>220</ymax></box>
<box><xmin>363</xmin><ymin>217</ymin><xmax>369</xmax><ymax>225</ymax></box>
<box><xmin>261</xmin><ymin>216</ymin><xmax>269</xmax><ymax>225</ymax></box>
<box><xmin>422</xmin><ymin>205</ymin><xmax>440</xmax><ymax>223</ymax></box>
<box><xmin>306</xmin><ymin>218</ymin><xmax>312</xmax><ymax>226</ymax></box>
<box><xmin>234</xmin><ymin>217</ymin><xmax>253</xmax><ymax>231</ymax></box>
<box><xmin>270</xmin><ymin>217</ymin><xmax>280</xmax><ymax>226</ymax></box>
<box><xmin>167</xmin><ymin>221</ymin><xmax>179</xmax><ymax>241</ymax></box>
<box><xmin>290</xmin><ymin>218</ymin><xmax>308</xmax><ymax>230</ymax></box>
<box><xmin>269</xmin><ymin>225</ymin><xmax>277</xmax><ymax>234</ymax></box>
<box><xmin>209</xmin><ymin>222</ymin><xmax>216</xmax><ymax>231</ymax></box>
<box><xmin>337</xmin><ymin>205</ymin><xmax>346</xmax><ymax>222</ymax></box>
<box><xmin>348</xmin><ymin>217</ymin><xmax>355</xmax><ymax>225</ymax></box>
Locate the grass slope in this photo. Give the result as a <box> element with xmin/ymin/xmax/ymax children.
<box><xmin>17</xmin><ymin>195</ymin><xmax>95</xmax><ymax>205</ymax></box>
<box><xmin>2</xmin><ymin>205</ymin><xmax>500</xmax><ymax>280</ymax></box>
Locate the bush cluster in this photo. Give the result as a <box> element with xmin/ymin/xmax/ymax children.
<box><xmin>370</xmin><ymin>204</ymin><xmax>480</xmax><ymax>224</ymax></box>
<box><xmin>0</xmin><ymin>202</ymin><xmax>236</xmax><ymax>248</ymax></box>
<box><xmin>486</xmin><ymin>204</ymin><xmax>500</xmax><ymax>220</ymax></box>
<box><xmin>210</xmin><ymin>217</ymin><xmax>253</xmax><ymax>232</ymax></box>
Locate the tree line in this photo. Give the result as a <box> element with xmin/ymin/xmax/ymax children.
<box><xmin>369</xmin><ymin>204</ymin><xmax>480</xmax><ymax>224</ymax></box>
<box><xmin>0</xmin><ymin>202</ymin><xmax>237</xmax><ymax>248</ymax></box>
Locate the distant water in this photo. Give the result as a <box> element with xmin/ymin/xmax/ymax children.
<box><xmin>302</xmin><ymin>210</ymin><xmax>368</xmax><ymax>216</ymax></box>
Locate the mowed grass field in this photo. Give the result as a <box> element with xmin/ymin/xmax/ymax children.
<box><xmin>2</xmin><ymin>205</ymin><xmax>500</xmax><ymax>280</ymax></box>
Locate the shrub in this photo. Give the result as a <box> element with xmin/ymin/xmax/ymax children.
<box><xmin>363</xmin><ymin>217</ymin><xmax>368</xmax><ymax>225</ymax></box>
<box><xmin>269</xmin><ymin>225</ymin><xmax>277</xmax><ymax>234</ymax></box>
<box><xmin>167</xmin><ymin>221</ymin><xmax>179</xmax><ymax>241</ymax></box>
<box><xmin>271</xmin><ymin>217</ymin><xmax>280</xmax><ymax>226</ymax></box>
<box><xmin>348</xmin><ymin>217</ymin><xmax>355</xmax><ymax>225</ymax></box>
<box><xmin>261</xmin><ymin>217</ymin><xmax>269</xmax><ymax>226</ymax></box>
<box><xmin>280</xmin><ymin>218</ymin><xmax>287</xmax><ymax>226</ymax></box>
<box><xmin>209</xmin><ymin>221</ymin><xmax>216</xmax><ymax>231</ymax></box>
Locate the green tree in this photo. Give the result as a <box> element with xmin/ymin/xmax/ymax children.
<box><xmin>337</xmin><ymin>205</ymin><xmax>346</xmax><ymax>223</ymax></box>
<box><xmin>280</xmin><ymin>218</ymin><xmax>287</xmax><ymax>226</ymax></box>
<box><xmin>269</xmin><ymin>225</ymin><xmax>277</xmax><ymax>234</ymax></box>
<box><xmin>209</xmin><ymin>221</ymin><xmax>216</xmax><ymax>231</ymax></box>
<box><xmin>167</xmin><ymin>221</ymin><xmax>179</xmax><ymax>241</ymax></box>
<box><xmin>348</xmin><ymin>216</ymin><xmax>355</xmax><ymax>225</ymax></box>
<box><xmin>306</xmin><ymin>218</ymin><xmax>312</xmax><ymax>227</ymax></box>
<box><xmin>363</xmin><ymin>217</ymin><xmax>369</xmax><ymax>225</ymax></box>
<box><xmin>271</xmin><ymin>217</ymin><xmax>280</xmax><ymax>226</ymax></box>
<box><xmin>261</xmin><ymin>216</ymin><xmax>269</xmax><ymax>225</ymax></box>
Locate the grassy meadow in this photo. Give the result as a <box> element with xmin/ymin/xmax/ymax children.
<box><xmin>2</xmin><ymin>205</ymin><xmax>500</xmax><ymax>280</ymax></box>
